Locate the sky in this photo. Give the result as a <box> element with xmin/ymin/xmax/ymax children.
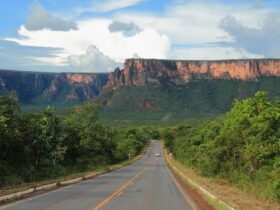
<box><xmin>0</xmin><ymin>0</ymin><xmax>280</xmax><ymax>72</ymax></box>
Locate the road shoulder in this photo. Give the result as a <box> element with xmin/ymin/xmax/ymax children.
<box><xmin>0</xmin><ymin>142</ymin><xmax>151</xmax><ymax>206</ymax></box>
<box><xmin>163</xmin><ymin>143</ymin><xmax>280</xmax><ymax>210</ymax></box>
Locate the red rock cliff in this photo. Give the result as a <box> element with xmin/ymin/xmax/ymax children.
<box><xmin>105</xmin><ymin>59</ymin><xmax>280</xmax><ymax>88</ymax></box>
<box><xmin>104</xmin><ymin>67</ymin><xmax>125</xmax><ymax>89</ymax></box>
<box><xmin>0</xmin><ymin>70</ymin><xmax>108</xmax><ymax>103</ymax></box>
<box><xmin>46</xmin><ymin>73</ymin><xmax>106</xmax><ymax>101</ymax></box>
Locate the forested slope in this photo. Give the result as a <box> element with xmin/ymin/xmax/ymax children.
<box><xmin>97</xmin><ymin>77</ymin><xmax>280</xmax><ymax>125</ymax></box>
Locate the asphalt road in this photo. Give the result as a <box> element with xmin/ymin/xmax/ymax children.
<box><xmin>1</xmin><ymin>141</ymin><xmax>195</xmax><ymax>210</ymax></box>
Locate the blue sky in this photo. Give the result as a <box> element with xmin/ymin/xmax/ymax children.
<box><xmin>0</xmin><ymin>0</ymin><xmax>280</xmax><ymax>72</ymax></box>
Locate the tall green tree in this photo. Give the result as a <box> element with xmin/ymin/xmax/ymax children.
<box><xmin>32</xmin><ymin>107</ymin><xmax>65</xmax><ymax>168</ymax></box>
<box><xmin>0</xmin><ymin>93</ymin><xmax>20</xmax><ymax>162</ymax></box>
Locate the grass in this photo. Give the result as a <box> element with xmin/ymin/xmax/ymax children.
<box><xmin>163</xmin><ymin>144</ymin><xmax>280</xmax><ymax>210</ymax></box>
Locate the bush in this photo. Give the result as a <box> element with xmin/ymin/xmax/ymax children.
<box><xmin>162</xmin><ymin>91</ymin><xmax>280</xmax><ymax>201</ymax></box>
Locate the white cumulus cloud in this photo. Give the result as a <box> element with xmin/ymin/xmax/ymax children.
<box><xmin>68</xmin><ymin>45</ymin><xmax>122</xmax><ymax>72</ymax></box>
<box><xmin>7</xmin><ymin>18</ymin><xmax>170</xmax><ymax>70</ymax></box>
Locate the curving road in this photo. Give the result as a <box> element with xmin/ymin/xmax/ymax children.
<box><xmin>1</xmin><ymin>141</ymin><xmax>195</xmax><ymax>210</ymax></box>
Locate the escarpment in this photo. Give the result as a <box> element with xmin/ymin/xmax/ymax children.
<box><xmin>105</xmin><ymin>59</ymin><xmax>280</xmax><ymax>88</ymax></box>
<box><xmin>0</xmin><ymin>70</ymin><xmax>108</xmax><ymax>103</ymax></box>
<box><xmin>1</xmin><ymin>59</ymin><xmax>280</xmax><ymax>104</ymax></box>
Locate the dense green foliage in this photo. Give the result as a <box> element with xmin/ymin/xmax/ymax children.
<box><xmin>97</xmin><ymin>77</ymin><xmax>280</xmax><ymax>125</ymax></box>
<box><xmin>4</xmin><ymin>76</ymin><xmax>279</xmax><ymax>125</ymax></box>
<box><xmin>163</xmin><ymin>92</ymin><xmax>280</xmax><ymax>201</ymax></box>
<box><xmin>0</xmin><ymin>93</ymin><xmax>154</xmax><ymax>188</ymax></box>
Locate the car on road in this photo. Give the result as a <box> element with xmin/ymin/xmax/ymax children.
<box><xmin>155</xmin><ymin>153</ymin><xmax>161</xmax><ymax>157</ymax></box>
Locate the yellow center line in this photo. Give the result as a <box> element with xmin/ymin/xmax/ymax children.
<box><xmin>92</xmin><ymin>159</ymin><xmax>153</xmax><ymax>210</ymax></box>
<box><xmin>116</xmin><ymin>191</ymin><xmax>124</xmax><ymax>197</ymax></box>
<box><xmin>128</xmin><ymin>181</ymin><xmax>134</xmax><ymax>186</ymax></box>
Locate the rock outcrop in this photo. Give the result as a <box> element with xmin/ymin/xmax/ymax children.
<box><xmin>45</xmin><ymin>73</ymin><xmax>107</xmax><ymax>101</ymax></box>
<box><xmin>0</xmin><ymin>70</ymin><xmax>108</xmax><ymax>103</ymax></box>
<box><xmin>104</xmin><ymin>67</ymin><xmax>125</xmax><ymax>89</ymax></box>
<box><xmin>105</xmin><ymin>59</ymin><xmax>280</xmax><ymax>88</ymax></box>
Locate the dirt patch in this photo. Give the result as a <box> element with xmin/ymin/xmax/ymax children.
<box><xmin>139</xmin><ymin>100</ymin><xmax>158</xmax><ymax>110</ymax></box>
<box><xmin>106</xmin><ymin>100</ymin><xmax>112</xmax><ymax>107</ymax></box>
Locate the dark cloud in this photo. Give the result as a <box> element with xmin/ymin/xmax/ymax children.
<box><xmin>108</xmin><ymin>21</ymin><xmax>141</xmax><ymax>36</ymax></box>
<box><xmin>218</xmin><ymin>14</ymin><xmax>280</xmax><ymax>57</ymax></box>
<box><xmin>252</xmin><ymin>0</ymin><xmax>263</xmax><ymax>9</ymax></box>
<box><xmin>25</xmin><ymin>3</ymin><xmax>78</xmax><ymax>31</ymax></box>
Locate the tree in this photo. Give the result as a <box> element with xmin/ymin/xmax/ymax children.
<box><xmin>64</xmin><ymin>102</ymin><xmax>115</xmax><ymax>163</ymax></box>
<box><xmin>0</xmin><ymin>93</ymin><xmax>20</xmax><ymax>162</ymax></box>
<box><xmin>32</xmin><ymin>107</ymin><xmax>65</xmax><ymax>168</ymax></box>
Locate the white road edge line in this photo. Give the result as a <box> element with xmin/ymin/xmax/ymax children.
<box><xmin>0</xmin><ymin>141</ymin><xmax>154</xmax><ymax>210</ymax></box>
<box><xmin>164</xmin><ymin>157</ymin><xmax>199</xmax><ymax>210</ymax></box>
<box><xmin>169</xmin><ymin>164</ymin><xmax>236</xmax><ymax>210</ymax></box>
<box><xmin>160</xmin><ymin>143</ymin><xmax>198</xmax><ymax>210</ymax></box>
<box><xmin>0</xmin><ymin>182</ymin><xmax>74</xmax><ymax>210</ymax></box>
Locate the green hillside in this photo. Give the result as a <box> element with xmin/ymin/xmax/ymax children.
<box><xmin>96</xmin><ymin>77</ymin><xmax>280</xmax><ymax>125</ymax></box>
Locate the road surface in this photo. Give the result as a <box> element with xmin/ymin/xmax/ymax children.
<box><xmin>1</xmin><ymin>141</ymin><xmax>195</xmax><ymax>210</ymax></box>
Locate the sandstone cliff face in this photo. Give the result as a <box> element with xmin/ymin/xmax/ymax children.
<box><xmin>105</xmin><ymin>59</ymin><xmax>280</xmax><ymax>88</ymax></box>
<box><xmin>0</xmin><ymin>71</ymin><xmax>54</xmax><ymax>102</ymax></box>
<box><xmin>45</xmin><ymin>73</ymin><xmax>107</xmax><ymax>101</ymax></box>
<box><xmin>0</xmin><ymin>70</ymin><xmax>108</xmax><ymax>103</ymax></box>
<box><xmin>1</xmin><ymin>59</ymin><xmax>280</xmax><ymax>105</ymax></box>
<box><xmin>66</xmin><ymin>73</ymin><xmax>95</xmax><ymax>84</ymax></box>
<box><xmin>104</xmin><ymin>67</ymin><xmax>125</xmax><ymax>89</ymax></box>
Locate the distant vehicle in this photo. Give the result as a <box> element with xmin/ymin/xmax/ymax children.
<box><xmin>155</xmin><ymin>153</ymin><xmax>161</xmax><ymax>157</ymax></box>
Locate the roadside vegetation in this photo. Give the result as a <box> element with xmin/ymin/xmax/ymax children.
<box><xmin>1</xmin><ymin>89</ymin><xmax>279</xmax><ymax>206</ymax></box>
<box><xmin>162</xmin><ymin>91</ymin><xmax>280</xmax><ymax>202</ymax></box>
<box><xmin>0</xmin><ymin>92</ymin><xmax>158</xmax><ymax>188</ymax></box>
